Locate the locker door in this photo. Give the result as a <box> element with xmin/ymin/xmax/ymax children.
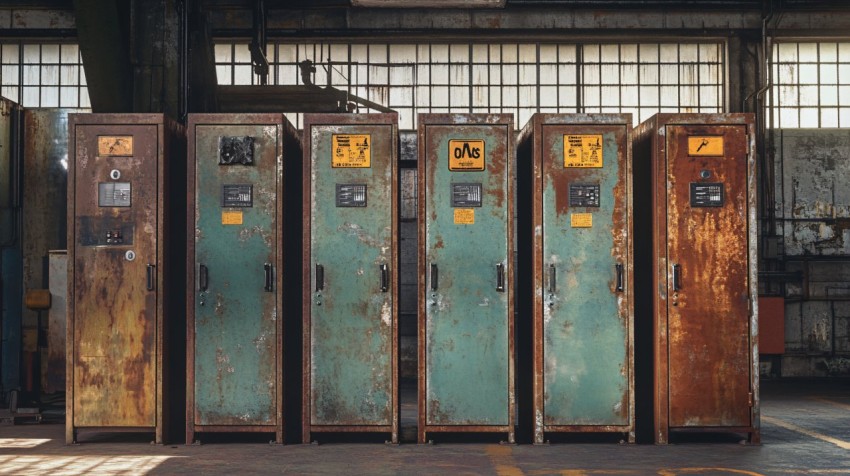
<box><xmin>424</xmin><ymin>124</ymin><xmax>511</xmax><ymax>426</ymax></box>
<box><xmin>72</xmin><ymin>125</ymin><xmax>158</xmax><ymax>427</ymax></box>
<box><xmin>540</xmin><ymin>125</ymin><xmax>629</xmax><ymax>426</ymax></box>
<box><xmin>193</xmin><ymin>124</ymin><xmax>279</xmax><ymax>426</ymax></box>
<box><xmin>666</xmin><ymin>125</ymin><xmax>751</xmax><ymax>428</ymax></box>
<box><xmin>309</xmin><ymin>124</ymin><xmax>394</xmax><ymax>426</ymax></box>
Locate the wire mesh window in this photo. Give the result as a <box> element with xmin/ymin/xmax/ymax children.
<box><xmin>215</xmin><ymin>41</ymin><xmax>725</xmax><ymax>129</ymax></box>
<box><xmin>771</xmin><ymin>42</ymin><xmax>850</xmax><ymax>128</ymax></box>
<box><xmin>0</xmin><ymin>43</ymin><xmax>90</xmax><ymax>108</ymax></box>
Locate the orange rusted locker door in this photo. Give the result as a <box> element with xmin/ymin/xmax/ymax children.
<box><xmin>665</xmin><ymin>125</ymin><xmax>751</xmax><ymax>428</ymax></box>
<box><xmin>73</xmin><ymin>125</ymin><xmax>157</xmax><ymax>427</ymax></box>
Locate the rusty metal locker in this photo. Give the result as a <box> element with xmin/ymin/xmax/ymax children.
<box><xmin>517</xmin><ymin>114</ymin><xmax>634</xmax><ymax>444</ymax></box>
<box><xmin>302</xmin><ymin>113</ymin><xmax>399</xmax><ymax>443</ymax></box>
<box><xmin>186</xmin><ymin>114</ymin><xmax>300</xmax><ymax>444</ymax></box>
<box><xmin>633</xmin><ymin>113</ymin><xmax>759</xmax><ymax>444</ymax></box>
<box><xmin>418</xmin><ymin>114</ymin><xmax>515</xmax><ymax>443</ymax></box>
<box><xmin>67</xmin><ymin>114</ymin><xmax>184</xmax><ymax>444</ymax></box>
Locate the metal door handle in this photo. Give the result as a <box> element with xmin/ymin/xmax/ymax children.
<box><xmin>199</xmin><ymin>264</ymin><xmax>208</xmax><ymax>291</ymax></box>
<box><xmin>146</xmin><ymin>264</ymin><xmax>155</xmax><ymax>291</ymax></box>
<box><xmin>380</xmin><ymin>264</ymin><xmax>389</xmax><ymax>292</ymax></box>
<box><xmin>672</xmin><ymin>263</ymin><xmax>681</xmax><ymax>291</ymax></box>
<box><xmin>430</xmin><ymin>263</ymin><xmax>438</xmax><ymax>291</ymax></box>
<box><xmin>496</xmin><ymin>263</ymin><xmax>505</xmax><ymax>292</ymax></box>
<box><xmin>548</xmin><ymin>264</ymin><xmax>556</xmax><ymax>293</ymax></box>
<box><xmin>316</xmin><ymin>264</ymin><xmax>324</xmax><ymax>291</ymax></box>
<box><xmin>616</xmin><ymin>263</ymin><xmax>624</xmax><ymax>292</ymax></box>
<box><xmin>264</xmin><ymin>263</ymin><xmax>273</xmax><ymax>292</ymax></box>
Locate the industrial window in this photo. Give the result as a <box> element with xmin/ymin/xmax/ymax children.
<box><xmin>0</xmin><ymin>43</ymin><xmax>90</xmax><ymax>108</ymax></box>
<box><xmin>215</xmin><ymin>41</ymin><xmax>725</xmax><ymax>129</ymax></box>
<box><xmin>771</xmin><ymin>42</ymin><xmax>850</xmax><ymax>128</ymax></box>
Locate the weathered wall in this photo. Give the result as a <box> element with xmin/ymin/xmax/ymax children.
<box><xmin>774</xmin><ymin>129</ymin><xmax>850</xmax><ymax>376</ymax></box>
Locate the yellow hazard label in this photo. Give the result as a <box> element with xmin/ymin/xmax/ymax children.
<box><xmin>449</xmin><ymin>139</ymin><xmax>485</xmax><ymax>171</ymax></box>
<box><xmin>98</xmin><ymin>136</ymin><xmax>133</xmax><ymax>156</ymax></box>
<box><xmin>454</xmin><ymin>208</ymin><xmax>475</xmax><ymax>224</ymax></box>
<box><xmin>688</xmin><ymin>136</ymin><xmax>724</xmax><ymax>156</ymax></box>
<box><xmin>222</xmin><ymin>210</ymin><xmax>243</xmax><ymax>225</ymax></box>
<box><xmin>564</xmin><ymin>135</ymin><xmax>603</xmax><ymax>168</ymax></box>
<box><xmin>570</xmin><ymin>213</ymin><xmax>593</xmax><ymax>228</ymax></box>
<box><xmin>332</xmin><ymin>134</ymin><xmax>371</xmax><ymax>168</ymax></box>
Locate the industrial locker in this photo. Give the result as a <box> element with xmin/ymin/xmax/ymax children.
<box><xmin>633</xmin><ymin>113</ymin><xmax>759</xmax><ymax>444</ymax></box>
<box><xmin>186</xmin><ymin>114</ymin><xmax>300</xmax><ymax>444</ymax></box>
<box><xmin>418</xmin><ymin>114</ymin><xmax>515</xmax><ymax>444</ymax></box>
<box><xmin>517</xmin><ymin>113</ymin><xmax>634</xmax><ymax>444</ymax></box>
<box><xmin>302</xmin><ymin>113</ymin><xmax>399</xmax><ymax>443</ymax></box>
<box><xmin>67</xmin><ymin>114</ymin><xmax>184</xmax><ymax>444</ymax></box>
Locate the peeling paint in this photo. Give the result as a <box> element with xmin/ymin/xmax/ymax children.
<box><xmin>306</xmin><ymin>118</ymin><xmax>396</xmax><ymax>432</ymax></box>
<box><xmin>421</xmin><ymin>116</ymin><xmax>513</xmax><ymax>431</ymax></box>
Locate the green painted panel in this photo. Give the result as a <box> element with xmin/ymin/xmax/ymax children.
<box><xmin>310</xmin><ymin>124</ymin><xmax>393</xmax><ymax>426</ymax></box>
<box><xmin>424</xmin><ymin>124</ymin><xmax>510</xmax><ymax>426</ymax></box>
<box><xmin>194</xmin><ymin>124</ymin><xmax>278</xmax><ymax>426</ymax></box>
<box><xmin>541</xmin><ymin>126</ymin><xmax>629</xmax><ymax>425</ymax></box>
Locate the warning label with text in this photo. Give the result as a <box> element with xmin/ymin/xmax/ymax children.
<box><xmin>564</xmin><ymin>135</ymin><xmax>603</xmax><ymax>168</ymax></box>
<box><xmin>222</xmin><ymin>210</ymin><xmax>243</xmax><ymax>225</ymax></box>
<box><xmin>449</xmin><ymin>139</ymin><xmax>485</xmax><ymax>171</ymax></box>
<box><xmin>570</xmin><ymin>213</ymin><xmax>593</xmax><ymax>228</ymax></box>
<box><xmin>332</xmin><ymin>134</ymin><xmax>371</xmax><ymax>168</ymax></box>
<box><xmin>454</xmin><ymin>208</ymin><xmax>475</xmax><ymax>224</ymax></box>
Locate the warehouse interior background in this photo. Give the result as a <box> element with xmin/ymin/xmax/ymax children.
<box><xmin>1</xmin><ymin>0</ymin><xmax>850</xmax><ymax>472</ymax></box>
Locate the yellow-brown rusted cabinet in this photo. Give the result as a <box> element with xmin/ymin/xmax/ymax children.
<box><xmin>67</xmin><ymin>114</ymin><xmax>184</xmax><ymax>444</ymax></box>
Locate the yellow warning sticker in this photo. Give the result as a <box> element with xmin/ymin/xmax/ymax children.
<box><xmin>222</xmin><ymin>210</ymin><xmax>243</xmax><ymax>225</ymax></box>
<box><xmin>332</xmin><ymin>134</ymin><xmax>371</xmax><ymax>168</ymax></box>
<box><xmin>570</xmin><ymin>213</ymin><xmax>593</xmax><ymax>228</ymax></box>
<box><xmin>449</xmin><ymin>140</ymin><xmax>485</xmax><ymax>171</ymax></box>
<box><xmin>98</xmin><ymin>136</ymin><xmax>133</xmax><ymax>156</ymax></box>
<box><xmin>688</xmin><ymin>136</ymin><xmax>724</xmax><ymax>156</ymax></box>
<box><xmin>454</xmin><ymin>208</ymin><xmax>475</xmax><ymax>224</ymax></box>
<box><xmin>564</xmin><ymin>135</ymin><xmax>603</xmax><ymax>168</ymax></box>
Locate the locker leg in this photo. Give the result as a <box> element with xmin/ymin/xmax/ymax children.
<box><xmin>533</xmin><ymin>421</ymin><xmax>545</xmax><ymax>445</ymax></box>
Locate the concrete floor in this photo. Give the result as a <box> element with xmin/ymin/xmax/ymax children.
<box><xmin>1</xmin><ymin>379</ymin><xmax>849</xmax><ymax>475</ymax></box>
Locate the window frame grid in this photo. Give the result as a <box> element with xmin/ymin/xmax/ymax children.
<box><xmin>770</xmin><ymin>40</ymin><xmax>850</xmax><ymax>129</ymax></box>
<box><xmin>0</xmin><ymin>42</ymin><xmax>89</xmax><ymax>108</ymax></box>
<box><xmin>215</xmin><ymin>40</ymin><xmax>727</xmax><ymax>129</ymax></box>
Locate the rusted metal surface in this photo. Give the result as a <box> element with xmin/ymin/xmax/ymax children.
<box><xmin>46</xmin><ymin>250</ymin><xmax>67</xmax><ymax>394</ymax></box>
<box><xmin>418</xmin><ymin>113</ymin><xmax>515</xmax><ymax>443</ymax></box>
<box><xmin>302</xmin><ymin>113</ymin><xmax>399</xmax><ymax>444</ymax></box>
<box><xmin>758</xmin><ymin>297</ymin><xmax>785</xmax><ymax>355</ymax></box>
<box><xmin>67</xmin><ymin>114</ymin><xmax>183</xmax><ymax>444</ymax></box>
<box><xmin>186</xmin><ymin>114</ymin><xmax>296</xmax><ymax>444</ymax></box>
<box><xmin>517</xmin><ymin>113</ymin><xmax>634</xmax><ymax>444</ymax></box>
<box><xmin>633</xmin><ymin>113</ymin><xmax>758</xmax><ymax>444</ymax></box>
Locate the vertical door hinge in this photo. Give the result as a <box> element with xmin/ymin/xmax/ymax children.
<box><xmin>748</xmin><ymin>392</ymin><xmax>754</xmax><ymax>407</ymax></box>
